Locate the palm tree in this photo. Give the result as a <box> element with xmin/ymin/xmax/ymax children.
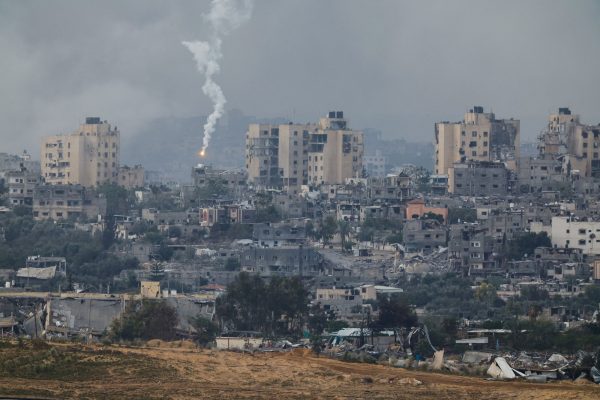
<box><xmin>337</xmin><ymin>220</ymin><xmax>351</xmax><ymax>253</ymax></box>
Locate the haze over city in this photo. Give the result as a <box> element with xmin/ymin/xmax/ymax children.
<box><xmin>1</xmin><ymin>0</ymin><xmax>600</xmax><ymax>154</ymax></box>
<box><xmin>2</xmin><ymin>1</ymin><xmax>600</xmax><ymax>398</ymax></box>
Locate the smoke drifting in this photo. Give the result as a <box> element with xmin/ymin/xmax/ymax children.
<box><xmin>182</xmin><ymin>0</ymin><xmax>253</xmax><ymax>156</ymax></box>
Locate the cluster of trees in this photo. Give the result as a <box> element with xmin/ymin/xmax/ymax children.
<box><xmin>110</xmin><ymin>300</ymin><xmax>178</xmax><ymax>341</ymax></box>
<box><xmin>447</xmin><ymin>208</ymin><xmax>477</xmax><ymax>224</ymax></box>
<box><xmin>399</xmin><ymin>273</ymin><xmax>600</xmax><ymax>353</ymax></box>
<box><xmin>504</xmin><ymin>232</ymin><xmax>552</xmax><ymax>260</ymax></box>
<box><xmin>0</xmin><ymin>206</ymin><xmax>140</xmax><ymax>291</ymax></box>
<box><xmin>215</xmin><ymin>272</ymin><xmax>308</xmax><ymax>338</ymax></box>
<box><xmin>305</xmin><ymin>216</ymin><xmax>404</xmax><ymax>250</ymax></box>
<box><xmin>216</xmin><ymin>273</ymin><xmax>420</xmax><ymax>341</ymax></box>
<box><xmin>358</xmin><ymin>217</ymin><xmax>403</xmax><ymax>245</ymax></box>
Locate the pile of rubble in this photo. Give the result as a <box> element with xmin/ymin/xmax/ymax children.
<box><xmin>325</xmin><ymin>343</ymin><xmax>600</xmax><ymax>385</ymax></box>
<box><xmin>462</xmin><ymin>350</ymin><xmax>600</xmax><ymax>384</ymax></box>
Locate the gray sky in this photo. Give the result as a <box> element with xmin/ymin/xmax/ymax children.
<box><xmin>1</xmin><ymin>0</ymin><xmax>599</xmax><ymax>156</ymax></box>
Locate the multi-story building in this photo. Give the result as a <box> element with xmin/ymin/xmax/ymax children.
<box><xmin>240</xmin><ymin>247</ymin><xmax>324</xmax><ymax>277</ymax></box>
<box><xmin>278</xmin><ymin>123</ymin><xmax>312</xmax><ymax>193</ymax></box>
<box><xmin>550</xmin><ymin>216</ymin><xmax>600</xmax><ymax>256</ymax></box>
<box><xmin>435</xmin><ymin>106</ymin><xmax>520</xmax><ymax>175</ymax></box>
<box><xmin>245</xmin><ymin>111</ymin><xmax>363</xmax><ymax>191</ymax></box>
<box><xmin>517</xmin><ymin>156</ymin><xmax>566</xmax><ymax>193</ymax></box>
<box><xmin>448</xmin><ymin>161</ymin><xmax>509</xmax><ymax>196</ymax></box>
<box><xmin>190</xmin><ymin>163</ymin><xmax>247</xmax><ymax>196</ymax></box>
<box><xmin>118</xmin><ymin>165</ymin><xmax>145</xmax><ymax>189</ymax></box>
<box><xmin>364</xmin><ymin>150</ymin><xmax>386</xmax><ymax>178</ymax></box>
<box><xmin>449</xmin><ymin>223</ymin><xmax>501</xmax><ymax>275</ymax></box>
<box><xmin>538</xmin><ymin>108</ymin><xmax>600</xmax><ymax>177</ymax></box>
<box><xmin>245</xmin><ymin>124</ymin><xmax>282</xmax><ymax>188</ymax></box>
<box><xmin>6</xmin><ymin>168</ymin><xmax>41</xmax><ymax>207</ymax></box>
<box><xmin>41</xmin><ymin>117</ymin><xmax>120</xmax><ymax>187</ymax></box>
<box><xmin>308</xmin><ymin>112</ymin><xmax>363</xmax><ymax>186</ymax></box>
<box><xmin>367</xmin><ymin>173</ymin><xmax>413</xmax><ymax>202</ymax></box>
<box><xmin>0</xmin><ymin>151</ymin><xmax>40</xmax><ymax>175</ymax></box>
<box><xmin>252</xmin><ymin>221</ymin><xmax>307</xmax><ymax>248</ymax></box>
<box><xmin>402</xmin><ymin>219</ymin><xmax>447</xmax><ymax>254</ymax></box>
<box><xmin>32</xmin><ymin>184</ymin><xmax>107</xmax><ymax>221</ymax></box>
<box><xmin>405</xmin><ymin>198</ymin><xmax>448</xmax><ymax>222</ymax></box>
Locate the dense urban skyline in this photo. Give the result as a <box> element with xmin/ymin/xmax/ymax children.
<box><xmin>1</xmin><ymin>0</ymin><xmax>600</xmax><ymax>154</ymax></box>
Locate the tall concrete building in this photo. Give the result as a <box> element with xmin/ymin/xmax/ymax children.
<box><xmin>246</xmin><ymin>112</ymin><xmax>363</xmax><ymax>192</ymax></box>
<box><xmin>41</xmin><ymin>117</ymin><xmax>120</xmax><ymax>187</ymax></box>
<box><xmin>434</xmin><ymin>106</ymin><xmax>520</xmax><ymax>176</ymax></box>
<box><xmin>308</xmin><ymin>112</ymin><xmax>364</xmax><ymax>186</ymax></box>
<box><xmin>538</xmin><ymin>108</ymin><xmax>600</xmax><ymax>177</ymax></box>
<box><xmin>278</xmin><ymin>123</ymin><xmax>313</xmax><ymax>189</ymax></box>
<box><xmin>245</xmin><ymin>124</ymin><xmax>282</xmax><ymax>188</ymax></box>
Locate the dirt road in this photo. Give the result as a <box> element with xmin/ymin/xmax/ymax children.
<box><xmin>0</xmin><ymin>343</ymin><xmax>598</xmax><ymax>399</ymax></box>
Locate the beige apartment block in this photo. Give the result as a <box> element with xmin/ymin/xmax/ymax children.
<box><xmin>435</xmin><ymin>106</ymin><xmax>520</xmax><ymax>175</ymax></box>
<box><xmin>41</xmin><ymin>117</ymin><xmax>120</xmax><ymax>187</ymax></box>
<box><xmin>246</xmin><ymin>112</ymin><xmax>363</xmax><ymax>191</ymax></box>
<box><xmin>538</xmin><ymin>108</ymin><xmax>600</xmax><ymax>177</ymax></box>
<box><xmin>309</xmin><ymin>112</ymin><xmax>363</xmax><ymax>186</ymax></box>
<box><xmin>278</xmin><ymin>123</ymin><xmax>313</xmax><ymax>192</ymax></box>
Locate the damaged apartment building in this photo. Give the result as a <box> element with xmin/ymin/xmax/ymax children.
<box><xmin>538</xmin><ymin>107</ymin><xmax>600</xmax><ymax>178</ymax></box>
<box><xmin>245</xmin><ymin>111</ymin><xmax>364</xmax><ymax>193</ymax></box>
<box><xmin>402</xmin><ymin>219</ymin><xmax>447</xmax><ymax>254</ymax></box>
<box><xmin>33</xmin><ymin>184</ymin><xmax>106</xmax><ymax>221</ymax></box>
<box><xmin>240</xmin><ymin>246</ymin><xmax>325</xmax><ymax>277</ymax></box>
<box><xmin>435</xmin><ymin>106</ymin><xmax>520</xmax><ymax>177</ymax></box>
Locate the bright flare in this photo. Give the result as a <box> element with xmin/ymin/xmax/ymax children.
<box><xmin>183</xmin><ymin>0</ymin><xmax>253</xmax><ymax>156</ymax></box>
<box><xmin>199</xmin><ymin>149</ymin><xmax>206</xmax><ymax>157</ymax></box>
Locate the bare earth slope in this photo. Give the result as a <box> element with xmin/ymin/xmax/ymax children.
<box><xmin>0</xmin><ymin>343</ymin><xmax>598</xmax><ymax>400</ymax></box>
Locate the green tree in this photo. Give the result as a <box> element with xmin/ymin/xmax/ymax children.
<box><xmin>448</xmin><ymin>208</ymin><xmax>477</xmax><ymax>223</ymax></box>
<box><xmin>371</xmin><ymin>294</ymin><xmax>417</xmax><ymax>330</ymax></box>
<box><xmin>215</xmin><ymin>272</ymin><xmax>309</xmax><ymax>337</ymax></box>
<box><xmin>307</xmin><ymin>303</ymin><xmax>328</xmax><ymax>337</ymax></box>
<box><xmin>149</xmin><ymin>262</ymin><xmax>165</xmax><ymax>281</ymax></box>
<box><xmin>191</xmin><ymin>316</ymin><xmax>219</xmax><ymax>346</ymax></box>
<box><xmin>254</xmin><ymin>191</ymin><xmax>281</xmax><ymax>223</ymax></box>
<box><xmin>167</xmin><ymin>226</ymin><xmax>182</xmax><ymax>238</ymax></box>
<box><xmin>194</xmin><ymin>179</ymin><xmax>228</xmax><ymax>200</ymax></box>
<box><xmin>584</xmin><ymin>285</ymin><xmax>600</xmax><ymax>304</ymax></box>
<box><xmin>520</xmin><ymin>285</ymin><xmax>549</xmax><ymax>301</ymax></box>
<box><xmin>474</xmin><ymin>282</ymin><xmax>497</xmax><ymax>304</ymax></box>
<box><xmin>319</xmin><ymin>216</ymin><xmax>338</xmax><ymax>246</ymax></box>
<box><xmin>422</xmin><ymin>211</ymin><xmax>444</xmax><ymax>223</ymax></box>
<box><xmin>337</xmin><ymin>220</ymin><xmax>351</xmax><ymax>252</ymax></box>
<box><xmin>505</xmin><ymin>232</ymin><xmax>551</xmax><ymax>260</ymax></box>
<box><xmin>110</xmin><ymin>300</ymin><xmax>178</xmax><ymax>341</ymax></box>
<box><xmin>224</xmin><ymin>257</ymin><xmax>240</xmax><ymax>271</ymax></box>
<box><xmin>96</xmin><ymin>183</ymin><xmax>131</xmax><ymax>217</ymax></box>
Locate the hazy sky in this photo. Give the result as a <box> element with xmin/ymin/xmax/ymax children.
<box><xmin>1</xmin><ymin>0</ymin><xmax>599</xmax><ymax>156</ymax></box>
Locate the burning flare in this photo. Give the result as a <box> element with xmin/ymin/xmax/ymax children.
<box><xmin>182</xmin><ymin>0</ymin><xmax>253</xmax><ymax>157</ymax></box>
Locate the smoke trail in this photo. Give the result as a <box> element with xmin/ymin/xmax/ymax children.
<box><xmin>182</xmin><ymin>0</ymin><xmax>253</xmax><ymax>157</ymax></box>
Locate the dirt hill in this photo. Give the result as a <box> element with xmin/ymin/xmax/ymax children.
<box><xmin>0</xmin><ymin>342</ymin><xmax>598</xmax><ymax>399</ymax></box>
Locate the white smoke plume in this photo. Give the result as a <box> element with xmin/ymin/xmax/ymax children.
<box><xmin>182</xmin><ymin>0</ymin><xmax>253</xmax><ymax>157</ymax></box>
